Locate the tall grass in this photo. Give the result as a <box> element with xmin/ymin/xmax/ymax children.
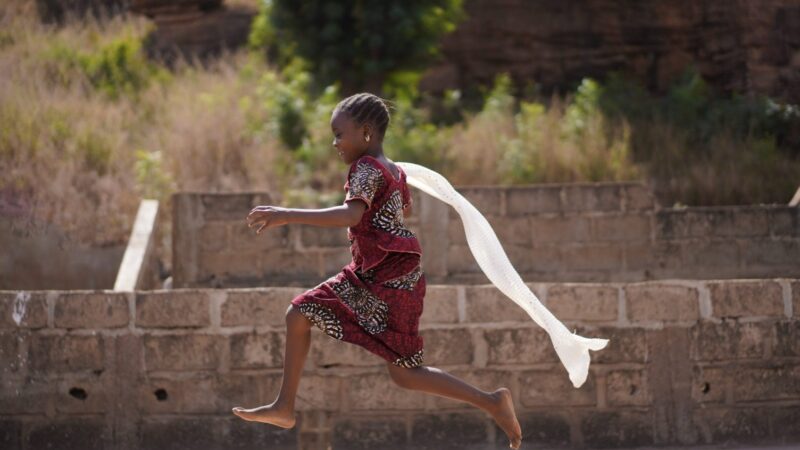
<box><xmin>0</xmin><ymin>3</ymin><xmax>281</xmax><ymax>249</ymax></box>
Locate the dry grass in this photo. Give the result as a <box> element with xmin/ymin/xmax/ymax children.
<box><xmin>0</xmin><ymin>3</ymin><xmax>281</xmax><ymax>248</ymax></box>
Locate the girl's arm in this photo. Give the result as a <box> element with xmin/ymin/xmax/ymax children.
<box><xmin>247</xmin><ymin>201</ymin><xmax>367</xmax><ymax>233</ymax></box>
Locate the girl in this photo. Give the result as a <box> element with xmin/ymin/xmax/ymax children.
<box><xmin>232</xmin><ymin>93</ymin><xmax>522</xmax><ymax>449</ymax></box>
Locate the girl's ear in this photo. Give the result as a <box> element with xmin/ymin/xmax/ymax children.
<box><xmin>362</xmin><ymin>123</ymin><xmax>372</xmax><ymax>141</ymax></box>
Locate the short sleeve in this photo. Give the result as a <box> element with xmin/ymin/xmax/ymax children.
<box><xmin>344</xmin><ymin>160</ymin><xmax>385</xmax><ymax>208</ymax></box>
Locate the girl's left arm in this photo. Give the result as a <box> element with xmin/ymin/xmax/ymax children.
<box><xmin>247</xmin><ymin>201</ymin><xmax>367</xmax><ymax>233</ymax></box>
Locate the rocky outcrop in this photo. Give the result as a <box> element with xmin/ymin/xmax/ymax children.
<box><xmin>422</xmin><ymin>0</ymin><xmax>800</xmax><ymax>103</ymax></box>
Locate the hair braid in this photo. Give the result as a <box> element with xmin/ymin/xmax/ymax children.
<box><xmin>335</xmin><ymin>93</ymin><xmax>391</xmax><ymax>138</ymax></box>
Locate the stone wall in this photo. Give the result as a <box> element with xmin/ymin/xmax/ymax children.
<box><xmin>1</xmin><ymin>279</ymin><xmax>798</xmax><ymax>449</ymax></box>
<box><xmin>423</xmin><ymin>0</ymin><xmax>800</xmax><ymax>103</ymax></box>
<box><xmin>171</xmin><ymin>183</ymin><xmax>800</xmax><ymax>288</ymax></box>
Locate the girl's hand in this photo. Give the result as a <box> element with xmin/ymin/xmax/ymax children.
<box><xmin>246</xmin><ymin>206</ymin><xmax>291</xmax><ymax>234</ymax></box>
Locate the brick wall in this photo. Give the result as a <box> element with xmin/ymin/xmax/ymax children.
<box><xmin>2</xmin><ymin>279</ymin><xmax>798</xmax><ymax>449</ymax></box>
<box><xmin>172</xmin><ymin>184</ymin><xmax>800</xmax><ymax>288</ymax></box>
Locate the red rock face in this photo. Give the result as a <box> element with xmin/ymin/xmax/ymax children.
<box><xmin>422</xmin><ymin>0</ymin><xmax>800</xmax><ymax>102</ymax></box>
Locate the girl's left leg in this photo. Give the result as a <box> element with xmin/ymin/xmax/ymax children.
<box><xmin>386</xmin><ymin>363</ymin><xmax>522</xmax><ymax>449</ymax></box>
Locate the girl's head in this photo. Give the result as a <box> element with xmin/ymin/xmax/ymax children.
<box><xmin>330</xmin><ymin>93</ymin><xmax>390</xmax><ymax>164</ymax></box>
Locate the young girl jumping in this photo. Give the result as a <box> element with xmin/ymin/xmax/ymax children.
<box><xmin>232</xmin><ymin>93</ymin><xmax>523</xmax><ymax>449</ymax></box>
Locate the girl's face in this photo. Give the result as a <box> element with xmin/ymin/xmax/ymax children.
<box><xmin>330</xmin><ymin>110</ymin><xmax>369</xmax><ymax>164</ymax></box>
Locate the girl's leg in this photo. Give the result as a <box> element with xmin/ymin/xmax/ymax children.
<box><xmin>386</xmin><ymin>363</ymin><xmax>522</xmax><ymax>449</ymax></box>
<box><xmin>231</xmin><ymin>304</ymin><xmax>312</xmax><ymax>428</ymax></box>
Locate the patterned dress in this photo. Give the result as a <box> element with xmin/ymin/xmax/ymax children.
<box><xmin>290</xmin><ymin>155</ymin><xmax>426</xmax><ymax>368</ymax></box>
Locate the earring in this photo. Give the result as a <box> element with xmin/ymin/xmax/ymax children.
<box><xmin>365</xmin><ymin>135</ymin><xmax>371</xmax><ymax>143</ymax></box>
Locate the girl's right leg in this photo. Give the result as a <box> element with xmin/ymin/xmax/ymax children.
<box><xmin>231</xmin><ymin>304</ymin><xmax>312</xmax><ymax>428</ymax></box>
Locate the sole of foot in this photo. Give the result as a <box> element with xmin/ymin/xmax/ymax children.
<box><xmin>231</xmin><ymin>405</ymin><xmax>296</xmax><ymax>429</ymax></box>
<box><xmin>491</xmin><ymin>388</ymin><xmax>522</xmax><ymax>449</ymax></box>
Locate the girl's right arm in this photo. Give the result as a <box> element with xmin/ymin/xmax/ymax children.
<box><xmin>247</xmin><ymin>201</ymin><xmax>367</xmax><ymax>234</ymax></box>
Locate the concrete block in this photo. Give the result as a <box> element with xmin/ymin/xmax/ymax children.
<box><xmin>681</xmin><ymin>240</ymin><xmax>740</xmax><ymax>271</ymax></box>
<box><xmin>708</xmin><ymin>280</ymin><xmax>784</xmax><ymax>318</ymax></box>
<box><xmin>29</xmin><ymin>334</ymin><xmax>104</xmax><ymax>373</ymax></box>
<box><xmin>27</xmin><ymin>418</ymin><xmax>105</xmax><ymax>450</ymax></box>
<box><xmin>623</xmin><ymin>241</ymin><xmax>657</xmax><ymax>270</ymax></box>
<box><xmin>230</xmin><ymin>220</ymin><xmax>290</xmax><ymax>251</ymax></box>
<box><xmin>56</xmin><ymin>375</ymin><xmax>107</xmax><ymax>414</ymax></box>
<box><xmin>591</xmin><ymin>214</ymin><xmax>652</xmax><ymax>241</ymax></box>
<box><xmin>199</xmin><ymin>250</ymin><xmax>265</xmax><ymax>280</ymax></box>
<box><xmin>580</xmin><ymin>411</ymin><xmax>654</xmax><ymax>448</ymax></box>
<box><xmin>774</xmin><ymin>321</ymin><xmax>800</xmax><ymax>356</ymax></box>
<box><xmin>730</xmin><ymin>365</ymin><xmax>800</xmax><ymax>402</ymax></box>
<box><xmin>794</xmin><ymin>280</ymin><xmax>800</xmax><ymax>318</ymax></box>
<box><xmin>485</xmin><ymin>217</ymin><xmax>530</xmax><ymax>247</ymax></box>
<box><xmin>0</xmin><ymin>332</ymin><xmax>21</xmax><ymax>373</ymax></box>
<box><xmin>507</xmin><ymin>186</ymin><xmax>561</xmax><ymax>216</ymax></box>
<box><xmin>547</xmin><ymin>284</ymin><xmax>618</xmax><ymax>322</ymax></box>
<box><xmin>741</xmin><ymin>238</ymin><xmax>800</xmax><ymax>267</ymax></box>
<box><xmin>217</xmin><ymin>373</ymin><xmax>281</xmax><ymax>409</ymax></box>
<box><xmin>345</xmin><ymin>373</ymin><xmax>426</xmax><ymax>410</ymax></box>
<box><xmin>519</xmin><ymin>369</ymin><xmax>597</xmax><ymax>407</ymax></box>
<box><xmin>199</xmin><ymin>221</ymin><xmax>229</xmax><ymax>252</ymax></box>
<box><xmin>562</xmin><ymin>184</ymin><xmax>622</xmax><ymax>213</ymax></box>
<box><xmin>0</xmin><ymin>291</ymin><xmax>48</xmax><ymax>328</ymax></box>
<box><xmin>464</xmin><ymin>285</ymin><xmax>529</xmax><ymax>323</ymax></box>
<box><xmin>585</xmin><ymin>327</ymin><xmax>647</xmax><ymax>364</ymax></box>
<box><xmin>506</xmin><ymin>412</ymin><xmax>570</xmax><ymax>447</ymax></box>
<box><xmin>54</xmin><ymin>292</ymin><xmax>129</xmax><ymax>329</ymax></box>
<box><xmin>446</xmin><ymin>220</ymin><xmax>467</xmax><ymax>244</ymax></box>
<box><xmin>484</xmin><ymin>327</ymin><xmax>558</xmax><ymax>365</ymax></box>
<box><xmin>144</xmin><ymin>334</ymin><xmax>223</xmax><ymax>371</ymax></box>
<box><xmin>420</xmin><ymin>286</ymin><xmax>459</xmax><ymax>325</ymax></box>
<box><xmin>623</xmin><ymin>184</ymin><xmax>656</xmax><ymax>211</ymax></box>
<box><xmin>693</xmin><ymin>407</ymin><xmax>769</xmax><ymax>443</ymax></box>
<box><xmin>530</xmin><ymin>215</ymin><xmax>591</xmax><ymax>243</ymax></box>
<box><xmin>202</xmin><ymin>193</ymin><xmax>263</xmax><ymax>221</ymax></box>
<box><xmin>229</xmin><ymin>331</ymin><xmax>285</xmax><ymax>369</ymax></box>
<box><xmin>446</xmin><ymin>245</ymin><xmax>481</xmax><ymax>273</ymax></box>
<box><xmin>136</xmin><ymin>290</ymin><xmax>210</xmax><ymax>328</ymax></box>
<box><xmin>767</xmin><ymin>207</ymin><xmax>799</xmax><ymax>236</ymax></box>
<box><xmin>0</xmin><ymin>377</ymin><xmax>52</xmax><ymax>414</ymax></box>
<box><xmin>562</xmin><ymin>243</ymin><xmax>623</xmax><ymax>271</ymax></box>
<box><xmin>625</xmin><ymin>283</ymin><xmax>699</xmax><ymax>322</ymax></box>
<box><xmin>333</xmin><ymin>418</ymin><xmax>408</xmax><ymax>450</ymax></box>
<box><xmin>691</xmin><ymin>366</ymin><xmax>728</xmax><ymax>404</ymax></box>
<box><xmin>0</xmin><ymin>419</ymin><xmax>21</xmax><ymax>450</ymax></box>
<box><xmin>607</xmin><ymin>369</ymin><xmax>651</xmax><ymax>406</ymax></box>
<box><xmin>690</xmin><ymin>322</ymin><xmax>770</xmax><ymax>361</ymax></box>
<box><xmin>459</xmin><ymin>187</ymin><xmax>505</xmax><ymax>216</ymax></box>
<box><xmin>140</xmin><ymin>417</ymin><xmax>223</xmax><ymax>450</ymax></box>
<box><xmin>222</xmin><ymin>287</ymin><xmax>304</xmax><ymax>327</ymax></box>
<box><xmin>420</xmin><ymin>329</ymin><xmax>473</xmax><ymax>365</ymax></box>
<box><xmin>410</xmin><ymin>413</ymin><xmax>489</xmax><ymax>449</ymax></box>
<box><xmin>138</xmin><ymin>375</ymin><xmax>218</xmax><ymax>414</ymax></box>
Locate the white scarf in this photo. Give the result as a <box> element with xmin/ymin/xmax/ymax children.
<box><xmin>398</xmin><ymin>162</ymin><xmax>608</xmax><ymax>388</ymax></box>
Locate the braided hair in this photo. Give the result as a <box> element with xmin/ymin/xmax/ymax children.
<box><xmin>334</xmin><ymin>93</ymin><xmax>391</xmax><ymax>139</ymax></box>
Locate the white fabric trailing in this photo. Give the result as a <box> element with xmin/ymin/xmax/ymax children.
<box><xmin>398</xmin><ymin>162</ymin><xmax>609</xmax><ymax>388</ymax></box>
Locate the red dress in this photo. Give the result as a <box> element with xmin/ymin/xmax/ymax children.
<box><xmin>290</xmin><ymin>155</ymin><xmax>426</xmax><ymax>368</ymax></box>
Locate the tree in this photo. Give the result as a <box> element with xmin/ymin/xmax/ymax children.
<box><xmin>262</xmin><ymin>0</ymin><xmax>464</xmax><ymax>94</ymax></box>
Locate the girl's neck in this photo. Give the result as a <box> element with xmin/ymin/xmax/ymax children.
<box><xmin>363</xmin><ymin>145</ymin><xmax>386</xmax><ymax>160</ymax></box>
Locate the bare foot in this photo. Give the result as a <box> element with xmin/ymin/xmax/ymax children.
<box><xmin>231</xmin><ymin>402</ymin><xmax>296</xmax><ymax>429</ymax></box>
<box><xmin>489</xmin><ymin>388</ymin><xmax>522</xmax><ymax>449</ymax></box>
